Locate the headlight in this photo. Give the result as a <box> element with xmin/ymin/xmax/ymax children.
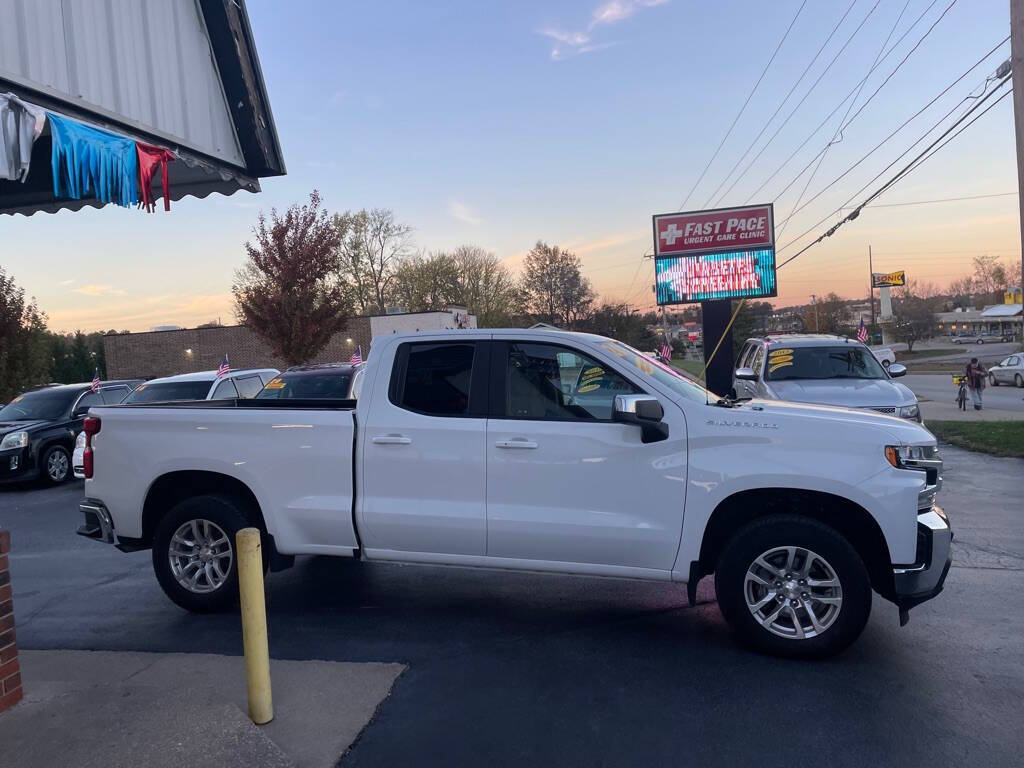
<box><xmin>898</xmin><ymin>404</ymin><xmax>920</xmax><ymax>419</ymax></box>
<box><xmin>885</xmin><ymin>444</ymin><xmax>931</xmax><ymax>467</ymax></box>
<box><xmin>0</xmin><ymin>431</ymin><xmax>28</xmax><ymax>450</ymax></box>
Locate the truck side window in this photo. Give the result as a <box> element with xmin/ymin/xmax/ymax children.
<box><xmin>750</xmin><ymin>345</ymin><xmax>764</xmax><ymax>379</ymax></box>
<box><xmin>398</xmin><ymin>343</ymin><xmax>476</xmax><ymax>416</ymax></box>
<box><xmin>504</xmin><ymin>343</ymin><xmax>639</xmax><ymax>421</ymax></box>
<box><xmin>233</xmin><ymin>375</ymin><xmax>263</xmax><ymax>399</ymax></box>
<box><xmin>211</xmin><ymin>379</ymin><xmax>238</xmax><ymax>400</ymax></box>
<box><xmin>100</xmin><ymin>386</ymin><xmax>128</xmax><ymax>404</ymax></box>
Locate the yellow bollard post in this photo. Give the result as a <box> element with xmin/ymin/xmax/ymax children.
<box><xmin>236</xmin><ymin>527</ymin><xmax>273</xmax><ymax>724</ymax></box>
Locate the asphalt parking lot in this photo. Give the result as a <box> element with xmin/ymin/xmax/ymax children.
<box><xmin>2</xmin><ymin>444</ymin><xmax>1022</xmax><ymax>768</ymax></box>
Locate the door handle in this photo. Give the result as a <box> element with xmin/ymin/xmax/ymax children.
<box><xmin>495</xmin><ymin>439</ymin><xmax>538</xmax><ymax>449</ymax></box>
<box><xmin>373</xmin><ymin>434</ymin><xmax>412</xmax><ymax>445</ymax></box>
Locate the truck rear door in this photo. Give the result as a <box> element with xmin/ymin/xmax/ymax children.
<box><xmin>358</xmin><ymin>339</ymin><xmax>490</xmax><ymax>556</ymax></box>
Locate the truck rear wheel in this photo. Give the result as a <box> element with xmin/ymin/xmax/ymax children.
<box><xmin>715</xmin><ymin>515</ymin><xmax>871</xmax><ymax>659</ymax></box>
<box><xmin>152</xmin><ymin>494</ymin><xmax>264</xmax><ymax>613</ymax></box>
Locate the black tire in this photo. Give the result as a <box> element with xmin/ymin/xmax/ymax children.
<box><xmin>990</xmin><ymin>374</ymin><xmax>998</xmax><ymax>387</ymax></box>
<box><xmin>715</xmin><ymin>515</ymin><xmax>872</xmax><ymax>659</ymax></box>
<box><xmin>40</xmin><ymin>444</ymin><xmax>71</xmax><ymax>485</ymax></box>
<box><xmin>152</xmin><ymin>494</ymin><xmax>265</xmax><ymax>613</ymax></box>
<box><xmin>1016</xmin><ymin>373</ymin><xmax>1023</xmax><ymax>388</ymax></box>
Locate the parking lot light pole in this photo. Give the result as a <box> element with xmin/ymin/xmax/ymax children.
<box><xmin>237</xmin><ymin>527</ymin><xmax>273</xmax><ymax>724</ymax></box>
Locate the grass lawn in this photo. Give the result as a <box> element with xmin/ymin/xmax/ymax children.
<box><xmin>670</xmin><ymin>359</ymin><xmax>705</xmax><ymax>380</ymax></box>
<box><xmin>926</xmin><ymin>421</ymin><xmax>1024</xmax><ymax>459</ymax></box>
<box><xmin>899</xmin><ymin>348</ymin><xmax>959</xmax><ymax>361</ymax></box>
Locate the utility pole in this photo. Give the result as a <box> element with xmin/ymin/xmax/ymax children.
<box><xmin>811</xmin><ymin>294</ymin><xmax>819</xmax><ymax>332</ymax></box>
<box><xmin>1011</xmin><ymin>0</ymin><xmax>1024</xmax><ymax>311</ymax></box>
<box><xmin>868</xmin><ymin>245</ymin><xmax>876</xmax><ymax>328</ymax></box>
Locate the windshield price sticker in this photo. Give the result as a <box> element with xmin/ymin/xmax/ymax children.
<box><xmin>264</xmin><ymin>378</ymin><xmax>286</xmax><ymax>390</ymax></box>
<box><xmin>767</xmin><ymin>348</ymin><xmax>793</xmax><ymax>373</ymax></box>
<box><xmin>577</xmin><ymin>366</ymin><xmax>605</xmax><ymax>393</ymax></box>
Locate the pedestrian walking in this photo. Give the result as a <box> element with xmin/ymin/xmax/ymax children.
<box><xmin>965</xmin><ymin>357</ymin><xmax>986</xmax><ymax>411</ymax></box>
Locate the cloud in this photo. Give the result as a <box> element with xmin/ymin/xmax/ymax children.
<box><xmin>47</xmin><ymin>292</ymin><xmax>235</xmax><ymax>334</ymax></box>
<box><xmin>59</xmin><ymin>278</ymin><xmax>76</xmax><ymax>286</ymax></box>
<box><xmin>539</xmin><ymin>0</ymin><xmax>667</xmax><ymax>60</ymax></box>
<box><xmin>449</xmin><ymin>202</ymin><xmax>483</xmax><ymax>226</ymax></box>
<box><xmin>74</xmin><ymin>284</ymin><xmax>127</xmax><ymax>297</ymax></box>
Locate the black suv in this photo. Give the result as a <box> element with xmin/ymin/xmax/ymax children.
<box><xmin>0</xmin><ymin>380</ymin><xmax>142</xmax><ymax>485</ymax></box>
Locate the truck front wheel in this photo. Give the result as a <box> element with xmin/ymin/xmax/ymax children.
<box><xmin>152</xmin><ymin>494</ymin><xmax>264</xmax><ymax>613</ymax></box>
<box><xmin>715</xmin><ymin>515</ymin><xmax>872</xmax><ymax>659</ymax></box>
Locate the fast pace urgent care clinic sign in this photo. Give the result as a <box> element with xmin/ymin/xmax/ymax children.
<box><xmin>652</xmin><ymin>204</ymin><xmax>777</xmax><ymax>304</ymax></box>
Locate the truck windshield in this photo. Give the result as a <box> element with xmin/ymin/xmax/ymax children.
<box><xmin>766</xmin><ymin>346</ymin><xmax>886</xmax><ymax>381</ymax></box>
<box><xmin>123</xmin><ymin>381</ymin><xmax>212</xmax><ymax>403</ymax></box>
<box><xmin>597</xmin><ymin>340</ymin><xmax>712</xmax><ymax>403</ymax></box>
<box><xmin>0</xmin><ymin>388</ymin><xmax>78</xmax><ymax>421</ymax></box>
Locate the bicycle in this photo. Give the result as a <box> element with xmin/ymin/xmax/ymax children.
<box><xmin>953</xmin><ymin>374</ymin><xmax>968</xmax><ymax>411</ymax></box>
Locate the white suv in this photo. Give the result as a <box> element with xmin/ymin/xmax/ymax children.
<box><xmin>733</xmin><ymin>334</ymin><xmax>921</xmax><ymax>422</ymax></box>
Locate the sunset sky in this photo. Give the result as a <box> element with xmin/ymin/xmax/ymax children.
<box><xmin>3</xmin><ymin>0</ymin><xmax>1020</xmax><ymax>332</ymax></box>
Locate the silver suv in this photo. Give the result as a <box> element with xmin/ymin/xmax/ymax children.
<box><xmin>733</xmin><ymin>334</ymin><xmax>921</xmax><ymax>421</ymax></box>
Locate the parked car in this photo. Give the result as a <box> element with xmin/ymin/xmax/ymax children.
<box><xmin>978</xmin><ymin>331</ymin><xmax>1013</xmax><ymax>343</ymax></box>
<box><xmin>988</xmin><ymin>354</ymin><xmax>1024</xmax><ymax>388</ymax></box>
<box><xmin>733</xmin><ymin>334</ymin><xmax>921</xmax><ymax>421</ymax></box>
<box><xmin>0</xmin><ymin>379</ymin><xmax>141</xmax><ymax>484</ymax></box>
<box><xmin>255</xmin><ymin>363</ymin><xmax>364</xmax><ymax>400</ymax></box>
<box><xmin>869</xmin><ymin>346</ymin><xmax>896</xmax><ymax>369</ymax></box>
<box><xmin>122</xmin><ymin>369</ymin><xmax>280</xmax><ymax>405</ymax></box>
<box><xmin>77</xmin><ymin>329</ymin><xmax>949</xmax><ymax>658</ymax></box>
<box><xmin>951</xmin><ymin>333</ymin><xmax>985</xmax><ymax>344</ymax></box>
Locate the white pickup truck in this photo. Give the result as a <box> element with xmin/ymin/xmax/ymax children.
<box><xmin>76</xmin><ymin>329</ymin><xmax>951</xmax><ymax>658</ymax></box>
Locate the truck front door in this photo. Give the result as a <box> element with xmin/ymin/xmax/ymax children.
<box><xmin>485</xmin><ymin>340</ymin><xmax>687</xmax><ymax>573</ymax></box>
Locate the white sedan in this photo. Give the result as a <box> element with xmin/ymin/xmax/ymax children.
<box><xmin>989</xmin><ymin>354</ymin><xmax>1024</xmax><ymax>388</ymax></box>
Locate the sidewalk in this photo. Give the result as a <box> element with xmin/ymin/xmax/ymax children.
<box><xmin>0</xmin><ymin>650</ymin><xmax>404</xmax><ymax>768</ymax></box>
<box><xmin>920</xmin><ymin>399</ymin><xmax>1024</xmax><ymax>422</ymax></box>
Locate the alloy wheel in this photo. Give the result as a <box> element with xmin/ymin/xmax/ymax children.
<box><xmin>47</xmin><ymin>449</ymin><xmax>69</xmax><ymax>482</ymax></box>
<box><xmin>168</xmin><ymin>519</ymin><xmax>234</xmax><ymax>594</ymax></box>
<box><xmin>744</xmin><ymin>546</ymin><xmax>843</xmax><ymax>640</ymax></box>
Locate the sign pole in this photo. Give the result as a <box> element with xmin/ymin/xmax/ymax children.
<box><xmin>701</xmin><ymin>300</ymin><xmax>734</xmax><ymax>396</ymax></box>
<box><xmin>868</xmin><ymin>245</ymin><xmax>875</xmax><ymax>328</ymax></box>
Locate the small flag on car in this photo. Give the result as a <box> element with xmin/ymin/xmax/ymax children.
<box><xmin>660</xmin><ymin>338</ymin><xmax>672</xmax><ymax>361</ymax></box>
<box><xmin>350</xmin><ymin>345</ymin><xmax>362</xmax><ymax>366</ymax></box>
<box><xmin>90</xmin><ymin>368</ymin><xmax>100</xmax><ymax>393</ymax></box>
<box><xmin>857</xmin><ymin>318</ymin><xmax>868</xmax><ymax>343</ymax></box>
<box><xmin>217</xmin><ymin>354</ymin><xmax>230</xmax><ymax>378</ymax></box>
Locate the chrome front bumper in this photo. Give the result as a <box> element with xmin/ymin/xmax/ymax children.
<box><xmin>892</xmin><ymin>505</ymin><xmax>952</xmax><ymax>613</ymax></box>
<box><xmin>77</xmin><ymin>500</ymin><xmax>115</xmax><ymax>544</ymax></box>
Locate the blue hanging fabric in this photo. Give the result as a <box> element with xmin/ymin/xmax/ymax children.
<box><xmin>46</xmin><ymin>112</ymin><xmax>138</xmax><ymax>207</ymax></box>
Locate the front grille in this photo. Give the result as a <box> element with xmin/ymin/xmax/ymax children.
<box><xmin>867</xmin><ymin>406</ymin><xmax>896</xmax><ymax>414</ymax></box>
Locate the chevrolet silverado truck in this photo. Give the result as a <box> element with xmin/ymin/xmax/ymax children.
<box><xmin>76</xmin><ymin>329</ymin><xmax>951</xmax><ymax>658</ymax></box>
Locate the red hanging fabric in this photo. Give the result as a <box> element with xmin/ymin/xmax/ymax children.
<box><xmin>136</xmin><ymin>142</ymin><xmax>175</xmax><ymax>212</ymax></box>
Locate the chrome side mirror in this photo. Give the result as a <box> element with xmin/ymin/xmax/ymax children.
<box><xmin>734</xmin><ymin>367</ymin><xmax>758</xmax><ymax>381</ymax></box>
<box><xmin>887</xmin><ymin>363</ymin><xmax>907</xmax><ymax>378</ymax></box>
<box><xmin>613</xmin><ymin>395</ymin><xmax>668</xmax><ymax>443</ymax></box>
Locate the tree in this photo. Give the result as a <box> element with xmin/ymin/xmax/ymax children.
<box><xmin>389</xmin><ymin>251</ymin><xmax>459</xmax><ymax>312</ymax></box>
<box><xmin>521</xmin><ymin>241</ymin><xmax>595</xmax><ymax>329</ymax></box>
<box><xmin>730</xmin><ymin>300</ymin><xmax>774</xmax><ymax>358</ymax></box>
<box><xmin>233</xmin><ymin>190</ymin><xmax>350</xmax><ymax>366</ymax></box>
<box><xmin>580</xmin><ymin>303</ymin><xmax>655</xmax><ymax>350</ymax></box>
<box><xmin>449</xmin><ymin>246</ymin><xmax>524</xmax><ymax>327</ymax></box>
<box><xmin>804</xmin><ymin>293</ymin><xmax>849</xmax><ymax>335</ymax></box>
<box><xmin>972</xmin><ymin>254</ymin><xmax>1008</xmax><ymax>302</ymax></box>
<box><xmin>335</xmin><ymin>208</ymin><xmax>413</xmax><ymax>315</ymax></box>
<box><xmin>0</xmin><ymin>268</ymin><xmax>50</xmax><ymax>402</ymax></box>
<box><xmin>892</xmin><ymin>285</ymin><xmax>938</xmax><ymax>352</ymax></box>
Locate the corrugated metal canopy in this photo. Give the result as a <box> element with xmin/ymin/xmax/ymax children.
<box><xmin>0</xmin><ymin>0</ymin><xmax>283</xmax><ymax>216</ymax></box>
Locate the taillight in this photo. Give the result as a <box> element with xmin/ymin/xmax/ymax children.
<box><xmin>83</xmin><ymin>417</ymin><xmax>101</xmax><ymax>479</ymax></box>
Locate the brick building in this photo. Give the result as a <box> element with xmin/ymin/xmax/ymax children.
<box><xmin>104</xmin><ymin>308</ymin><xmax>476</xmax><ymax>379</ymax></box>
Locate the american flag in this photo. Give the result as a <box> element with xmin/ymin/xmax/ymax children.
<box><xmin>217</xmin><ymin>354</ymin><xmax>230</xmax><ymax>378</ymax></box>
<box><xmin>90</xmin><ymin>368</ymin><xmax>100</xmax><ymax>393</ymax></box>
<box><xmin>660</xmin><ymin>338</ymin><xmax>672</xmax><ymax>361</ymax></box>
<box><xmin>856</xmin><ymin>318</ymin><xmax>868</xmax><ymax>343</ymax></box>
<box><xmin>350</xmin><ymin>345</ymin><xmax>362</xmax><ymax>366</ymax></box>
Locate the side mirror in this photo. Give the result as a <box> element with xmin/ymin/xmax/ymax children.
<box><xmin>735</xmin><ymin>367</ymin><xmax>758</xmax><ymax>381</ymax></box>
<box><xmin>613</xmin><ymin>395</ymin><xmax>669</xmax><ymax>444</ymax></box>
<box><xmin>887</xmin><ymin>363</ymin><xmax>907</xmax><ymax>378</ymax></box>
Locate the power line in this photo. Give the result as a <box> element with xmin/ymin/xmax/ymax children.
<box><xmin>776</xmin><ymin>0</ymin><xmax>914</xmax><ymax>241</ymax></box>
<box><xmin>699</xmin><ymin>0</ymin><xmax>884</xmax><ymax>210</ymax></box>
<box><xmin>775</xmin><ymin>79</ymin><xmax>1011</xmax><ymax>272</ymax></box>
<box><xmin>699</xmin><ymin>1</ymin><xmax>859</xmax><ymax>209</ymax></box>
<box><xmin>775</xmin><ymin>64</ymin><xmax>1012</xmax><ymax>258</ymax></box>
<box><xmin>840</xmin><ymin>191</ymin><xmax>1016</xmax><ymax>209</ymax></box>
<box><xmin>675</xmin><ymin>0</ymin><xmax>807</xmax><ymax>211</ymax></box>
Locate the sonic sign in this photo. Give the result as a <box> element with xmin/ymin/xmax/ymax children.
<box><xmin>653</xmin><ymin>204</ymin><xmax>777</xmax><ymax>304</ymax></box>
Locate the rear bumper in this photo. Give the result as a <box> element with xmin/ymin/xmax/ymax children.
<box><xmin>77</xmin><ymin>499</ymin><xmax>115</xmax><ymax>544</ymax></box>
<box><xmin>892</xmin><ymin>505</ymin><xmax>952</xmax><ymax>611</ymax></box>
